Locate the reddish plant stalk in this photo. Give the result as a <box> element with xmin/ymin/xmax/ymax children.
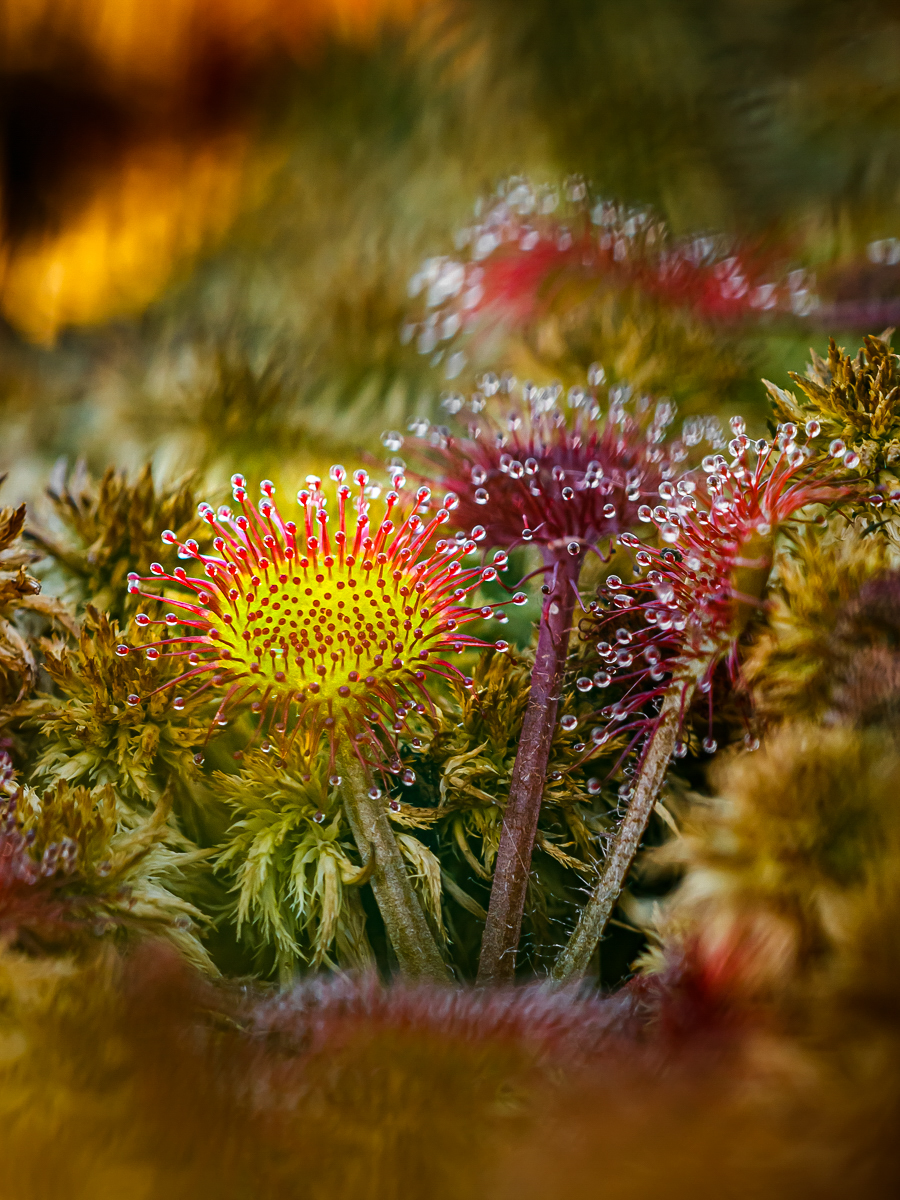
<box><xmin>477</xmin><ymin>547</ymin><xmax>584</xmax><ymax>984</ymax></box>
<box><xmin>551</xmin><ymin>678</ymin><xmax>697</xmax><ymax>983</ymax></box>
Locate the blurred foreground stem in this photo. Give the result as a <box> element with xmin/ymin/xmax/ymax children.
<box><xmin>478</xmin><ymin>548</ymin><xmax>584</xmax><ymax>984</ymax></box>
<box><xmin>551</xmin><ymin>679</ymin><xmax>696</xmax><ymax>983</ymax></box>
<box><xmin>338</xmin><ymin>747</ymin><xmax>450</xmax><ymax>982</ymax></box>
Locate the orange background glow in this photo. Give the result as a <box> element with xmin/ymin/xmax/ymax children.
<box><xmin>0</xmin><ymin>0</ymin><xmax>423</xmax><ymax>341</ymax></box>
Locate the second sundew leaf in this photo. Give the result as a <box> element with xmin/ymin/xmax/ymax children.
<box><xmin>579</xmin><ymin>414</ymin><xmax>854</xmax><ymax>762</ymax></box>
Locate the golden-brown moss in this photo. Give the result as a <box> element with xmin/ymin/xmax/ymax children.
<box><xmin>28</xmin><ymin>463</ymin><xmax>201</xmax><ymax>620</ymax></box>
<box><xmin>743</xmin><ymin>532</ymin><xmax>895</xmax><ymax>725</ymax></box>
<box><xmin>644</xmin><ymin>724</ymin><xmax>900</xmax><ymax>998</ymax></box>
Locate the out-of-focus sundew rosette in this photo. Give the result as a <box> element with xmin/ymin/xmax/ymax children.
<box><xmin>0</xmin><ymin>0</ymin><xmax>423</xmax><ymax>342</ymax></box>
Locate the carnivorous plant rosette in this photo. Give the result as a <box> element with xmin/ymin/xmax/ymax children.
<box><xmin>413</xmin><ymin>371</ymin><xmax>677</xmax><ymax>981</ymax></box>
<box><xmin>125</xmin><ymin>467</ymin><xmax>509</xmax><ymax>980</ymax></box>
<box><xmin>552</xmin><ymin>416</ymin><xmax>853</xmax><ymax>981</ymax></box>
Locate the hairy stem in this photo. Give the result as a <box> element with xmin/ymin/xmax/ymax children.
<box><xmin>551</xmin><ymin>680</ymin><xmax>696</xmax><ymax>983</ymax></box>
<box><xmin>338</xmin><ymin>747</ymin><xmax>451</xmax><ymax>982</ymax></box>
<box><xmin>477</xmin><ymin>548</ymin><xmax>584</xmax><ymax>984</ymax></box>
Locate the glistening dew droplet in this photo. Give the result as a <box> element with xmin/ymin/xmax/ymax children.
<box><xmin>660</xmin><ymin>522</ymin><xmax>680</xmax><ymax>543</ymax></box>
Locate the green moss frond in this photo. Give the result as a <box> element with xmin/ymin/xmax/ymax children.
<box><xmin>214</xmin><ymin>751</ymin><xmax>375</xmax><ymax>976</ymax></box>
<box><xmin>651</xmin><ymin>723</ymin><xmax>900</xmax><ymax>982</ymax></box>
<box><xmin>0</xmin><ymin>488</ymin><xmax>77</xmax><ymax>737</ymax></box>
<box><xmin>395</xmin><ymin>832</ymin><xmax>447</xmax><ymax>943</ymax></box>
<box><xmin>764</xmin><ymin>334</ymin><xmax>900</xmax><ymax>514</ymax></box>
<box><xmin>789</xmin><ymin>335</ymin><xmax>900</xmax><ymax>442</ymax></box>
<box><xmin>13</xmin><ymin>779</ymin><xmax>214</xmax><ymax>971</ymax></box>
<box><xmin>418</xmin><ymin>650</ymin><xmax>616</xmax><ymax>871</ymax></box>
<box><xmin>388</xmin><ymin>650</ymin><xmax>622</xmax><ymax>969</ymax></box>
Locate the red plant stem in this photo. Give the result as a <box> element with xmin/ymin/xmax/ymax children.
<box><xmin>477</xmin><ymin>547</ymin><xmax>584</xmax><ymax>984</ymax></box>
<box><xmin>551</xmin><ymin>677</ymin><xmax>698</xmax><ymax>983</ymax></box>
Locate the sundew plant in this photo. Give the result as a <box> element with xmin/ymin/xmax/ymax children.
<box><xmin>123</xmin><ymin>466</ymin><xmax>520</xmax><ymax>979</ymax></box>
<box><xmin>413</xmin><ymin>368</ymin><xmax>677</xmax><ymax>980</ymax></box>
<box><xmin>0</xmin><ymin>341</ymin><xmax>874</xmax><ymax>995</ymax></box>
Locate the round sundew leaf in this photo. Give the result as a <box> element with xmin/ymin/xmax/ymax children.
<box><xmin>131</xmin><ymin>474</ymin><xmax>494</xmax><ymax>765</ymax></box>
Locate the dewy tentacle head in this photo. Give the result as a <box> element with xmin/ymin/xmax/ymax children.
<box><xmin>124</xmin><ymin>470</ymin><xmax>504</xmax><ymax>767</ymax></box>
<box><xmin>580</xmin><ymin>419</ymin><xmax>851</xmax><ymax>756</ymax></box>
<box><xmin>412</xmin><ymin>372</ymin><xmax>680</xmax><ymax>553</ymax></box>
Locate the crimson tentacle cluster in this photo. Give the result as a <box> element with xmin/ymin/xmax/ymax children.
<box><xmin>414</xmin><ymin>372</ymin><xmax>675</xmax><ymax>556</ymax></box>
<box><xmin>576</xmin><ymin>416</ymin><xmax>851</xmax><ymax>775</ymax></box>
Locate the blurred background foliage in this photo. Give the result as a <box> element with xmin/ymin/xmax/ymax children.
<box><xmin>5</xmin><ymin>0</ymin><xmax>900</xmax><ymax>505</ymax></box>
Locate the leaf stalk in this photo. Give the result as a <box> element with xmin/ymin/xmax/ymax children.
<box><xmin>338</xmin><ymin>746</ymin><xmax>451</xmax><ymax>982</ymax></box>
<box><xmin>551</xmin><ymin>677</ymin><xmax>697</xmax><ymax>983</ymax></box>
<box><xmin>477</xmin><ymin>548</ymin><xmax>584</xmax><ymax>984</ymax></box>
